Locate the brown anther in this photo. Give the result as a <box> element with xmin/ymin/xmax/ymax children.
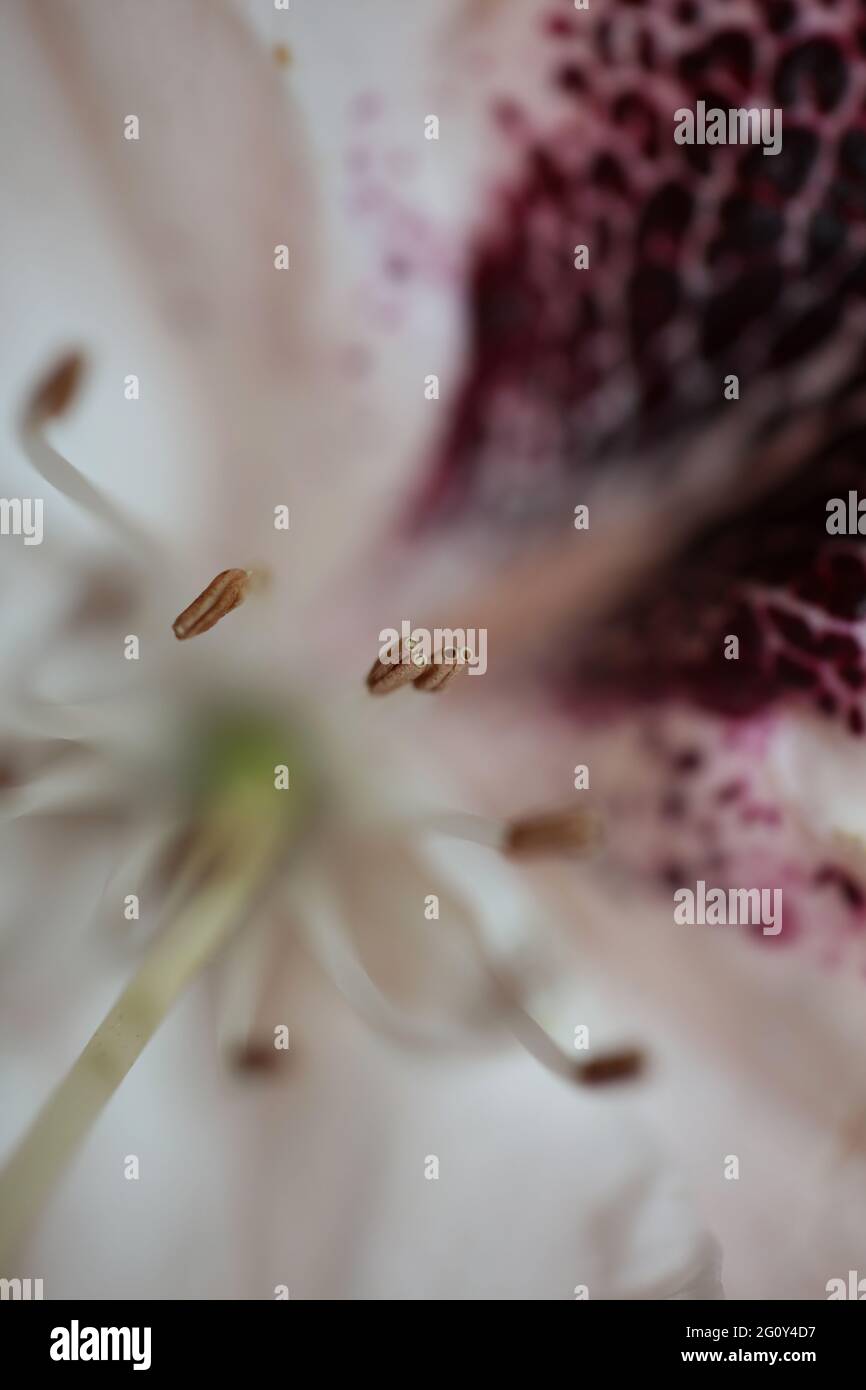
<box><xmin>272</xmin><ymin>42</ymin><xmax>292</xmax><ymax>67</ymax></box>
<box><xmin>366</xmin><ymin>644</ymin><xmax>422</xmax><ymax>694</ymax></box>
<box><xmin>27</xmin><ymin>353</ymin><xmax>85</xmax><ymax>423</ymax></box>
<box><xmin>575</xmin><ymin>1048</ymin><xmax>646</xmax><ymax>1087</ymax></box>
<box><xmin>228</xmin><ymin>1041</ymin><xmax>282</xmax><ymax>1076</ymax></box>
<box><xmin>504</xmin><ymin>807</ymin><xmax>604</xmax><ymax>859</ymax></box>
<box><xmin>367</xmin><ymin>641</ymin><xmax>463</xmax><ymax>695</ymax></box>
<box><xmin>366</xmin><ymin>638</ymin><xmax>428</xmax><ymax>693</ymax></box>
<box><xmin>172</xmin><ymin>568</ymin><xmax>251</xmax><ymax>640</ymax></box>
<box><xmin>413</xmin><ymin>649</ymin><xmax>463</xmax><ymax>692</ymax></box>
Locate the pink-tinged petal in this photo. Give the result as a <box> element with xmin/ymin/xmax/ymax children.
<box><xmin>417</xmin><ymin>0</ymin><xmax>866</xmax><ymax>531</ymax></box>
<box><xmin>370</xmin><ymin>0</ymin><xmax>866</xmax><ymax>971</ymax></box>
<box><xmin>562</xmin><ymin>874</ymin><xmax>866</xmax><ymax>1298</ymax></box>
<box><xmin>412</xmin><ymin>694</ymin><xmax>866</xmax><ymax>1294</ymax></box>
<box><xmin>239</xmin><ymin>1</ymin><xmax>568</xmax><ymax>595</ymax></box>
<box><xmin>2</xmin><ymin>0</ymin><xmax>341</xmax><ymax>598</ymax></box>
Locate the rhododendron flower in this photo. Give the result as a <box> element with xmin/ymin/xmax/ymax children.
<box><xmin>5</xmin><ymin>0</ymin><xmax>866</xmax><ymax>1304</ymax></box>
<box><xmin>0</xmin><ymin>0</ymin><xmax>725</xmax><ymax>1301</ymax></box>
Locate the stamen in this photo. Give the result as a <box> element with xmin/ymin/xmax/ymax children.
<box><xmin>504</xmin><ymin>807</ymin><xmax>604</xmax><ymax>859</ymax></box>
<box><xmin>366</xmin><ymin>642</ymin><xmax>423</xmax><ymax>695</ymax></box>
<box><xmin>575</xmin><ymin>1048</ymin><xmax>646</xmax><ymax>1086</ymax></box>
<box><xmin>172</xmin><ymin>568</ymin><xmax>252</xmax><ymax>640</ymax></box>
<box><xmin>498</xmin><ymin>975</ymin><xmax>645</xmax><ymax>1088</ymax></box>
<box><xmin>25</xmin><ymin>352</ymin><xmax>85</xmax><ymax>423</ymax></box>
<box><xmin>413</xmin><ymin>649</ymin><xmax>462</xmax><ymax>692</ymax></box>
<box><xmin>366</xmin><ymin>642</ymin><xmax>463</xmax><ymax>695</ymax></box>
<box><xmin>216</xmin><ymin>916</ymin><xmax>284</xmax><ymax>1079</ymax></box>
<box><xmin>229</xmin><ymin>1041</ymin><xmax>282</xmax><ymax>1075</ymax></box>
<box><xmin>300</xmin><ymin>838</ymin><xmax>643</xmax><ymax>1091</ymax></box>
<box><xmin>18</xmin><ymin>351</ymin><xmax>155</xmax><ymax>556</ymax></box>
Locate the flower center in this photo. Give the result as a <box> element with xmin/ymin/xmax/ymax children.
<box><xmin>181</xmin><ymin>704</ymin><xmax>318</xmax><ymax>844</ymax></box>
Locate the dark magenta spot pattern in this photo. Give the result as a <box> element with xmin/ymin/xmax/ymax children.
<box><xmin>424</xmin><ymin>0</ymin><xmax>866</xmax><ymax>738</ymax></box>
